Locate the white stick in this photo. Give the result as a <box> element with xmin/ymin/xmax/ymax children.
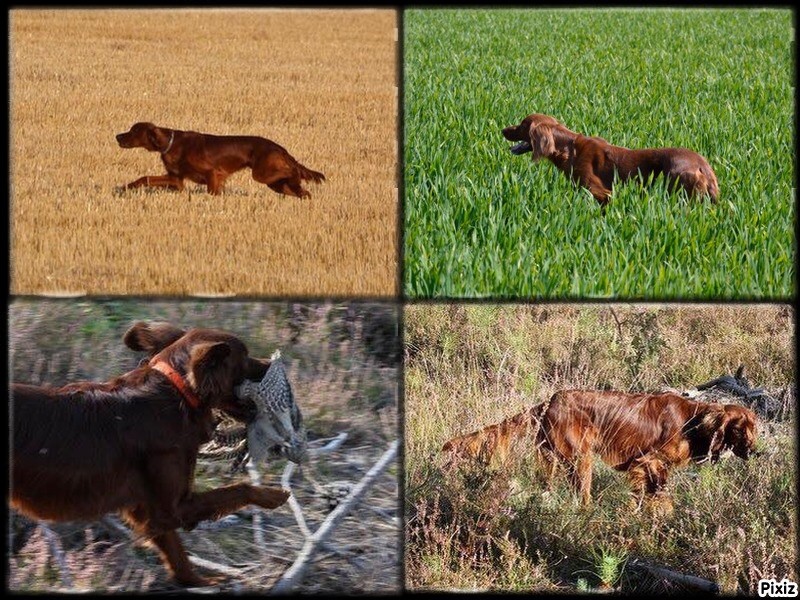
<box><xmin>269</xmin><ymin>440</ymin><xmax>398</xmax><ymax>595</ymax></box>
<box><xmin>188</xmin><ymin>555</ymin><xmax>248</xmax><ymax>578</ymax></box>
<box><xmin>246</xmin><ymin>459</ymin><xmax>267</xmax><ymax>558</ymax></box>
<box><xmin>281</xmin><ymin>432</ymin><xmax>349</xmax><ymax>538</ymax></box>
<box><xmin>40</xmin><ymin>524</ymin><xmax>74</xmax><ymax>590</ymax></box>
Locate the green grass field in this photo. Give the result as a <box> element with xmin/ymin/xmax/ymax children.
<box><xmin>404</xmin><ymin>9</ymin><xmax>794</xmax><ymax>299</ymax></box>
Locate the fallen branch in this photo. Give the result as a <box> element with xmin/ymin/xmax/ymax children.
<box><xmin>245</xmin><ymin>433</ymin><xmax>349</xmax><ymax>560</ymax></box>
<box><xmin>188</xmin><ymin>555</ymin><xmax>250</xmax><ymax>578</ymax></box>
<box><xmin>269</xmin><ymin>440</ymin><xmax>399</xmax><ymax>595</ymax></box>
<box><xmin>281</xmin><ymin>432</ymin><xmax>349</xmax><ymax>538</ymax></box>
<box><xmin>246</xmin><ymin>459</ymin><xmax>268</xmax><ymax>559</ymax></box>
<box><xmin>630</xmin><ymin>559</ymin><xmax>719</xmax><ymax>593</ymax></box>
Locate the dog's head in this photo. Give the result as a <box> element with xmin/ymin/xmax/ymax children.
<box><xmin>719</xmin><ymin>404</ymin><xmax>758</xmax><ymax>460</ymax></box>
<box><xmin>689</xmin><ymin>403</ymin><xmax>758</xmax><ymax>462</ymax></box>
<box><xmin>441</xmin><ymin>429</ymin><xmax>490</xmax><ymax>465</ymax></box>
<box><xmin>116</xmin><ymin>122</ymin><xmax>169</xmax><ymax>152</ymax></box>
<box><xmin>124</xmin><ymin>321</ymin><xmax>270</xmax><ymax>422</ymax></box>
<box><xmin>502</xmin><ymin>113</ymin><xmax>569</xmax><ymax>159</ymax></box>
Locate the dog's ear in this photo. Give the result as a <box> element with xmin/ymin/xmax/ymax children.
<box><xmin>698</xmin><ymin>408</ymin><xmax>731</xmax><ymax>458</ymax></box>
<box><xmin>145</xmin><ymin>125</ymin><xmax>168</xmax><ymax>151</ymax></box>
<box><xmin>529</xmin><ymin>123</ymin><xmax>556</xmax><ymax>159</ymax></box>
<box><xmin>189</xmin><ymin>341</ymin><xmax>231</xmax><ymax>373</ymax></box>
<box><xmin>683</xmin><ymin>406</ymin><xmax>724</xmax><ymax>460</ymax></box>
<box><xmin>123</xmin><ymin>321</ymin><xmax>186</xmax><ymax>355</ymax></box>
<box><xmin>187</xmin><ymin>341</ymin><xmax>233</xmax><ymax>400</ymax></box>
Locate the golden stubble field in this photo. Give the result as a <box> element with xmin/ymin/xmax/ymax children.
<box><xmin>10</xmin><ymin>9</ymin><xmax>398</xmax><ymax>296</ymax></box>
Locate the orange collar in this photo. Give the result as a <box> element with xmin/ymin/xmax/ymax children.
<box><xmin>149</xmin><ymin>359</ymin><xmax>201</xmax><ymax>410</ymax></box>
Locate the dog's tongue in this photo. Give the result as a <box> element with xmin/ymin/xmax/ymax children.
<box><xmin>509</xmin><ymin>141</ymin><xmax>532</xmax><ymax>155</ymax></box>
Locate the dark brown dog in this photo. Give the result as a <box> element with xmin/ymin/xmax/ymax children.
<box><xmin>442</xmin><ymin>390</ymin><xmax>757</xmax><ymax>506</ymax></box>
<box><xmin>11</xmin><ymin>322</ymin><xmax>290</xmax><ymax>587</ymax></box>
<box><xmin>116</xmin><ymin>122</ymin><xmax>325</xmax><ymax>197</ymax></box>
<box><xmin>502</xmin><ymin>114</ymin><xmax>718</xmax><ymax>207</ymax></box>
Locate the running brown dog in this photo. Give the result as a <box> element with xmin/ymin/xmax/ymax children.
<box><xmin>116</xmin><ymin>122</ymin><xmax>325</xmax><ymax>197</ymax></box>
<box><xmin>502</xmin><ymin>114</ymin><xmax>718</xmax><ymax>208</ymax></box>
<box><xmin>11</xmin><ymin>322</ymin><xmax>290</xmax><ymax>587</ymax></box>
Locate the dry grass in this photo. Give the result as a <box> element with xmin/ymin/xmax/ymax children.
<box><xmin>404</xmin><ymin>304</ymin><xmax>795</xmax><ymax>593</ymax></box>
<box><xmin>10</xmin><ymin>9</ymin><xmax>398</xmax><ymax>296</ymax></box>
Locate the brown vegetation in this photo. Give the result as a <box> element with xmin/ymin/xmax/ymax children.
<box><xmin>405</xmin><ymin>304</ymin><xmax>795</xmax><ymax>593</ymax></box>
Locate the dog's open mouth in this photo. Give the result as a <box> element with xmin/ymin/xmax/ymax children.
<box><xmin>509</xmin><ymin>141</ymin><xmax>532</xmax><ymax>155</ymax></box>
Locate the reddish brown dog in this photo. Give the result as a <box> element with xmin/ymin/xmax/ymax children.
<box><xmin>11</xmin><ymin>322</ymin><xmax>290</xmax><ymax>587</ymax></box>
<box><xmin>537</xmin><ymin>390</ymin><xmax>757</xmax><ymax>505</ymax></box>
<box><xmin>442</xmin><ymin>390</ymin><xmax>757</xmax><ymax>506</ymax></box>
<box><xmin>116</xmin><ymin>122</ymin><xmax>325</xmax><ymax>197</ymax></box>
<box><xmin>502</xmin><ymin>114</ymin><xmax>719</xmax><ymax>208</ymax></box>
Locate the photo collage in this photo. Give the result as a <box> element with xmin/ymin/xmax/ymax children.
<box><xmin>7</xmin><ymin>7</ymin><xmax>795</xmax><ymax>596</ymax></box>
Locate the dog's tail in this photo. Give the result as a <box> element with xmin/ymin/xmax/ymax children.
<box><xmin>441</xmin><ymin>404</ymin><xmax>545</xmax><ymax>466</ymax></box>
<box><xmin>297</xmin><ymin>163</ymin><xmax>326</xmax><ymax>184</ymax></box>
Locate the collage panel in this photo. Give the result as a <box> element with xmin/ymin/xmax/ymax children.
<box><xmin>403</xmin><ymin>8</ymin><xmax>793</xmax><ymax>299</ymax></box>
<box><xmin>10</xmin><ymin>8</ymin><xmax>398</xmax><ymax>296</ymax></box>
<box><xmin>404</xmin><ymin>303</ymin><xmax>795</xmax><ymax>594</ymax></box>
<box><xmin>9</xmin><ymin>299</ymin><xmax>400</xmax><ymax>593</ymax></box>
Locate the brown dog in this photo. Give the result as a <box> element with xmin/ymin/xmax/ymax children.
<box><xmin>442</xmin><ymin>390</ymin><xmax>757</xmax><ymax>506</ymax></box>
<box><xmin>11</xmin><ymin>322</ymin><xmax>290</xmax><ymax>587</ymax></box>
<box><xmin>502</xmin><ymin>114</ymin><xmax>718</xmax><ymax>207</ymax></box>
<box><xmin>116</xmin><ymin>122</ymin><xmax>325</xmax><ymax>197</ymax></box>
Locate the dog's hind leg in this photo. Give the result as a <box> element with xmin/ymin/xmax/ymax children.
<box><xmin>123</xmin><ymin>508</ymin><xmax>214</xmax><ymax>587</ymax></box>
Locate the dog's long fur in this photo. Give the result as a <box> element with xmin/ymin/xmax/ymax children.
<box><xmin>442</xmin><ymin>390</ymin><xmax>757</xmax><ymax>505</ymax></box>
<box><xmin>11</xmin><ymin>322</ymin><xmax>290</xmax><ymax>587</ymax></box>
<box><xmin>502</xmin><ymin>114</ymin><xmax>719</xmax><ymax>208</ymax></box>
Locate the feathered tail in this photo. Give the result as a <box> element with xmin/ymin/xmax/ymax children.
<box><xmin>298</xmin><ymin>163</ymin><xmax>325</xmax><ymax>184</ymax></box>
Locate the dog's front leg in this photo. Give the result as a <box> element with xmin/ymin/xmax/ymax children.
<box><xmin>578</xmin><ymin>172</ymin><xmax>612</xmax><ymax>209</ymax></box>
<box><xmin>150</xmin><ymin>530</ymin><xmax>220</xmax><ymax>587</ymax></box>
<box><xmin>126</xmin><ymin>174</ymin><xmax>185</xmax><ymax>191</ymax></box>
<box><xmin>177</xmin><ymin>483</ymin><xmax>290</xmax><ymax>530</ymax></box>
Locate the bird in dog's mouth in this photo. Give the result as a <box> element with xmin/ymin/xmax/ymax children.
<box><xmin>234</xmin><ymin>351</ymin><xmax>308</xmax><ymax>465</ymax></box>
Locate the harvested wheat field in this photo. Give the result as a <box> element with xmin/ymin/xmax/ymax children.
<box><xmin>10</xmin><ymin>9</ymin><xmax>398</xmax><ymax>296</ymax></box>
